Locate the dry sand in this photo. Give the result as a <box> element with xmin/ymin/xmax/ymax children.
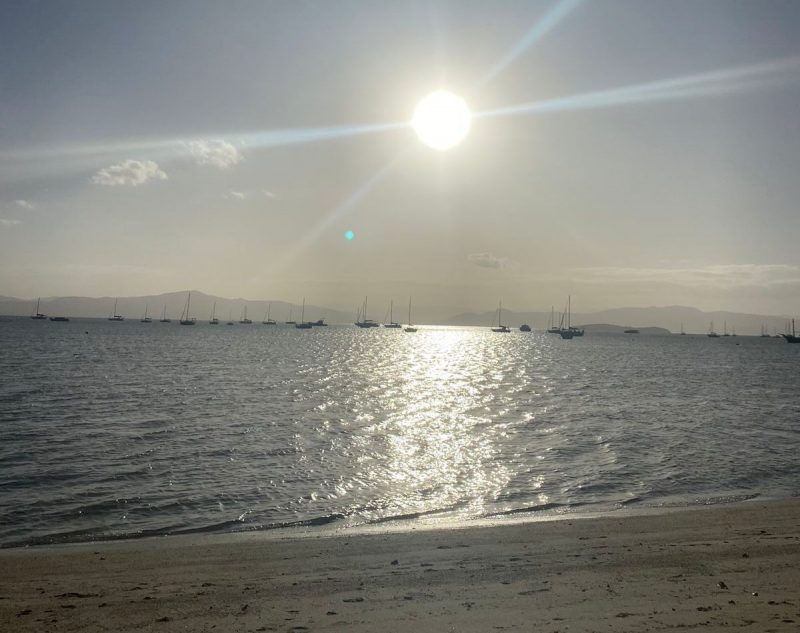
<box><xmin>1</xmin><ymin>499</ymin><xmax>798</xmax><ymax>632</ymax></box>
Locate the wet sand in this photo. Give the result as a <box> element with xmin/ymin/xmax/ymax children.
<box><xmin>1</xmin><ymin>499</ymin><xmax>798</xmax><ymax>632</ymax></box>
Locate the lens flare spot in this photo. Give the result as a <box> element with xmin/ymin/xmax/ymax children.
<box><xmin>345</xmin><ymin>230</ymin><xmax>355</xmax><ymax>241</ymax></box>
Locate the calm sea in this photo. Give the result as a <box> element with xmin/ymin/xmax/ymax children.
<box><xmin>0</xmin><ymin>317</ymin><xmax>797</xmax><ymax>547</ymax></box>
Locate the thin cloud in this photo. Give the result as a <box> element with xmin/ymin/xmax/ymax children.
<box><xmin>228</xmin><ymin>191</ymin><xmax>246</xmax><ymax>200</ymax></box>
<box><xmin>575</xmin><ymin>264</ymin><xmax>800</xmax><ymax>289</ymax></box>
<box><xmin>91</xmin><ymin>160</ymin><xmax>167</xmax><ymax>187</ymax></box>
<box><xmin>188</xmin><ymin>140</ymin><xmax>242</xmax><ymax>169</ymax></box>
<box><xmin>468</xmin><ymin>252</ymin><xmax>512</xmax><ymax>270</ymax></box>
<box><xmin>14</xmin><ymin>199</ymin><xmax>34</xmax><ymax>209</ymax></box>
<box><xmin>262</xmin><ymin>190</ymin><xmax>276</xmax><ymax>198</ymax></box>
<box><xmin>0</xmin><ymin>218</ymin><xmax>22</xmax><ymax>226</ymax></box>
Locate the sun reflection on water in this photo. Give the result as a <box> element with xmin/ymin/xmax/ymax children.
<box><xmin>342</xmin><ymin>328</ymin><xmax>525</xmax><ymax>522</ymax></box>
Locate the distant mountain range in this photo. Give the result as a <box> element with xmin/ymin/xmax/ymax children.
<box><xmin>446</xmin><ymin>304</ymin><xmax>794</xmax><ymax>336</ymax></box>
<box><xmin>447</xmin><ymin>306</ymin><xmax>789</xmax><ymax>335</ymax></box>
<box><xmin>0</xmin><ymin>293</ymin><xmax>794</xmax><ymax>335</ymax></box>
<box><xmin>0</xmin><ymin>291</ymin><xmax>353</xmax><ymax>325</ymax></box>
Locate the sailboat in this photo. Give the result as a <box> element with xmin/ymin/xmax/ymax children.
<box><xmin>239</xmin><ymin>305</ymin><xmax>252</xmax><ymax>324</ymax></box>
<box><xmin>559</xmin><ymin>296</ymin><xmax>583</xmax><ymax>339</ymax></box>
<box><xmin>227</xmin><ymin>310</ymin><xmax>234</xmax><ymax>325</ymax></box>
<box><xmin>760</xmin><ymin>324</ymin><xmax>770</xmax><ymax>338</ymax></box>
<box><xmin>722</xmin><ymin>321</ymin><xmax>730</xmax><ymax>337</ymax></box>
<box><xmin>707</xmin><ymin>321</ymin><xmax>720</xmax><ymax>338</ymax></box>
<box><xmin>31</xmin><ymin>297</ymin><xmax>47</xmax><ymax>320</ymax></box>
<box><xmin>491</xmin><ymin>301</ymin><xmax>511</xmax><ymax>333</ymax></box>
<box><xmin>383</xmin><ymin>300</ymin><xmax>402</xmax><ymax>328</ymax></box>
<box><xmin>547</xmin><ymin>306</ymin><xmax>560</xmax><ymax>334</ymax></box>
<box><xmin>295</xmin><ymin>298</ymin><xmax>312</xmax><ymax>328</ymax></box>
<box><xmin>285</xmin><ymin>305</ymin><xmax>296</xmax><ymax>325</ymax></box>
<box><xmin>404</xmin><ymin>297</ymin><xmax>417</xmax><ymax>332</ymax></box>
<box><xmin>781</xmin><ymin>319</ymin><xmax>800</xmax><ymax>343</ymax></box>
<box><xmin>140</xmin><ymin>304</ymin><xmax>152</xmax><ymax>323</ymax></box>
<box><xmin>108</xmin><ymin>298</ymin><xmax>124</xmax><ymax>321</ymax></box>
<box><xmin>355</xmin><ymin>297</ymin><xmax>379</xmax><ymax>328</ymax></box>
<box><xmin>159</xmin><ymin>304</ymin><xmax>171</xmax><ymax>323</ymax></box>
<box><xmin>179</xmin><ymin>291</ymin><xmax>196</xmax><ymax>325</ymax></box>
<box><xmin>680</xmin><ymin>323</ymin><xmax>686</xmax><ymax>335</ymax></box>
<box><xmin>210</xmin><ymin>301</ymin><xmax>219</xmax><ymax>325</ymax></box>
<box><xmin>262</xmin><ymin>303</ymin><xmax>276</xmax><ymax>325</ymax></box>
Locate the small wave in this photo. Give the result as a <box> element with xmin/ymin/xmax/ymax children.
<box><xmin>485</xmin><ymin>501</ymin><xmax>582</xmax><ymax>517</ymax></box>
<box><xmin>360</xmin><ymin>505</ymin><xmax>465</xmax><ymax>526</ymax></box>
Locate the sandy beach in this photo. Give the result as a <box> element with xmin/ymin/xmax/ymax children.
<box><xmin>1</xmin><ymin>499</ymin><xmax>798</xmax><ymax>632</ymax></box>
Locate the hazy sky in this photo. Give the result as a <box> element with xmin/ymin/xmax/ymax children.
<box><xmin>2</xmin><ymin>0</ymin><xmax>800</xmax><ymax>315</ymax></box>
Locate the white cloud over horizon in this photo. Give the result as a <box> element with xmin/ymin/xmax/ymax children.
<box><xmin>91</xmin><ymin>160</ymin><xmax>167</xmax><ymax>187</ymax></box>
<box><xmin>573</xmin><ymin>264</ymin><xmax>800</xmax><ymax>289</ymax></box>
<box><xmin>188</xmin><ymin>140</ymin><xmax>242</xmax><ymax>169</ymax></box>
<box><xmin>14</xmin><ymin>199</ymin><xmax>34</xmax><ymax>209</ymax></box>
<box><xmin>467</xmin><ymin>252</ymin><xmax>513</xmax><ymax>270</ymax></box>
<box><xmin>0</xmin><ymin>218</ymin><xmax>23</xmax><ymax>226</ymax></box>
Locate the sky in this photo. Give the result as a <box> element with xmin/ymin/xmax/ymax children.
<box><xmin>2</xmin><ymin>0</ymin><xmax>800</xmax><ymax>316</ymax></box>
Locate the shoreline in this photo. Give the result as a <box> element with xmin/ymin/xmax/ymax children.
<box><xmin>1</xmin><ymin>498</ymin><xmax>798</xmax><ymax>632</ymax></box>
<box><xmin>0</xmin><ymin>491</ymin><xmax>771</xmax><ymax>550</ymax></box>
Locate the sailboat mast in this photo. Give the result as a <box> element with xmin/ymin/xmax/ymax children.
<box><xmin>301</xmin><ymin>297</ymin><xmax>305</xmax><ymax>323</ymax></box>
<box><xmin>568</xmin><ymin>295</ymin><xmax>571</xmax><ymax>329</ymax></box>
<box><xmin>408</xmin><ymin>297</ymin><xmax>412</xmax><ymax>325</ymax></box>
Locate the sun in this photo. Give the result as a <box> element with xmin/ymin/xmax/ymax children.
<box><xmin>412</xmin><ymin>90</ymin><xmax>471</xmax><ymax>151</ymax></box>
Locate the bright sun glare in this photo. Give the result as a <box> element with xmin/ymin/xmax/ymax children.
<box><xmin>412</xmin><ymin>90</ymin><xmax>471</xmax><ymax>151</ymax></box>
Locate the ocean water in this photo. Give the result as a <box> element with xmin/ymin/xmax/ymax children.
<box><xmin>0</xmin><ymin>318</ymin><xmax>798</xmax><ymax>547</ymax></box>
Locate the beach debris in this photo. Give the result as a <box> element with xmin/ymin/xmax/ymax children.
<box><xmin>343</xmin><ymin>597</ymin><xmax>364</xmax><ymax>602</ymax></box>
<box><xmin>751</xmin><ymin>592</ymin><xmax>758</xmax><ymax>597</ymax></box>
<box><xmin>717</xmin><ymin>581</ymin><xmax>728</xmax><ymax>590</ymax></box>
<box><xmin>742</xmin><ymin>553</ymin><xmax>749</xmax><ymax>558</ymax></box>
<box><xmin>390</xmin><ymin>559</ymin><xmax>399</xmax><ymax>565</ymax></box>
<box><xmin>16</xmin><ymin>609</ymin><xmax>32</xmax><ymax>617</ymax></box>
<box><xmin>241</xmin><ymin>604</ymin><xmax>248</xmax><ymax>612</ymax></box>
<box><xmin>326</xmin><ymin>611</ymin><xmax>337</xmax><ymax>615</ymax></box>
<box><xmin>156</xmin><ymin>616</ymin><xmax>171</xmax><ymax>622</ymax></box>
